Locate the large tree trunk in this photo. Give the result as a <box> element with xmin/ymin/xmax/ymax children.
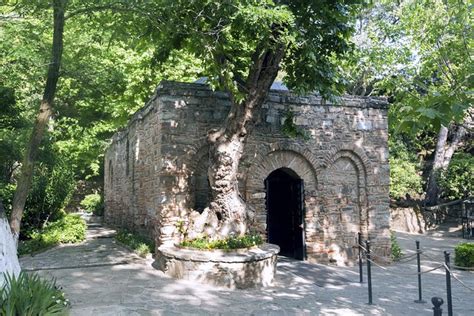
<box><xmin>188</xmin><ymin>47</ymin><xmax>285</xmax><ymax>239</ymax></box>
<box><xmin>9</xmin><ymin>0</ymin><xmax>67</xmax><ymax>240</ymax></box>
<box><xmin>424</xmin><ymin>123</ymin><xmax>467</xmax><ymax>206</ymax></box>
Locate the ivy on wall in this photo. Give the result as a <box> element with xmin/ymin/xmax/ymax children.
<box><xmin>281</xmin><ymin>110</ymin><xmax>309</xmax><ymax>140</ymax></box>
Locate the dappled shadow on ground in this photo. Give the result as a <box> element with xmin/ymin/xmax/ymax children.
<box><xmin>21</xmin><ymin>227</ymin><xmax>474</xmax><ymax>315</ymax></box>
<box><xmin>276</xmin><ymin>257</ymin><xmax>357</xmax><ymax>287</ymax></box>
<box><xmin>36</xmin><ymin>260</ymin><xmax>388</xmax><ymax>316</ymax></box>
<box><xmin>20</xmin><ymin>237</ymin><xmax>142</xmax><ymax>271</ymax></box>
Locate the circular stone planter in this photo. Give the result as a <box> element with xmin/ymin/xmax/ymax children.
<box><xmin>154</xmin><ymin>243</ymin><xmax>280</xmax><ymax>289</ymax></box>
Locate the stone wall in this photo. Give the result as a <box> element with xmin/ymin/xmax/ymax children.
<box><xmin>104</xmin><ymin>81</ymin><xmax>391</xmax><ymax>265</ymax></box>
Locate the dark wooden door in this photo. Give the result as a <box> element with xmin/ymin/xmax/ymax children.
<box><xmin>265</xmin><ymin>169</ymin><xmax>305</xmax><ymax>260</ymax></box>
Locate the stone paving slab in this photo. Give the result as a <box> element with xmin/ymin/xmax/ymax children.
<box><xmin>20</xmin><ymin>227</ymin><xmax>474</xmax><ymax>315</ymax></box>
<box><xmin>20</xmin><ymin>228</ymin><xmax>140</xmax><ymax>271</ymax></box>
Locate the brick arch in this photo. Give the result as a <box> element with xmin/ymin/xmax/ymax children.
<box><xmin>243</xmin><ymin>147</ymin><xmax>318</xmax><ymax>239</ymax></box>
<box><xmin>246</xmin><ymin>146</ymin><xmax>318</xmax><ymax>193</ymax></box>
<box><xmin>186</xmin><ymin>141</ymin><xmax>210</xmax><ymax>212</ymax></box>
<box><xmin>323</xmin><ymin>148</ymin><xmax>370</xmax><ymax>241</ymax></box>
<box><xmin>325</xmin><ymin>148</ymin><xmax>369</xmax><ymax>211</ymax></box>
<box><xmin>185</xmin><ymin>139</ymin><xmax>209</xmax><ymax>174</ymax></box>
<box><xmin>320</xmin><ymin>145</ymin><xmax>372</xmax><ymax>178</ymax></box>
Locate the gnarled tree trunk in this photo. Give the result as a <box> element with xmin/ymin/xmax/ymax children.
<box><xmin>188</xmin><ymin>47</ymin><xmax>285</xmax><ymax>239</ymax></box>
<box><xmin>425</xmin><ymin>123</ymin><xmax>467</xmax><ymax>206</ymax></box>
<box><xmin>9</xmin><ymin>0</ymin><xmax>67</xmax><ymax>240</ymax></box>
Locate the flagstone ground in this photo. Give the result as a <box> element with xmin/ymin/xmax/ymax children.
<box><xmin>20</xmin><ymin>224</ymin><xmax>474</xmax><ymax>316</ymax></box>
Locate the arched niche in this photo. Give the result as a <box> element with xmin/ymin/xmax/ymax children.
<box><xmin>319</xmin><ymin>149</ymin><xmax>369</xmax><ymax>265</ymax></box>
<box><xmin>245</xmin><ymin>149</ymin><xmax>318</xmax><ymax>238</ymax></box>
<box><xmin>188</xmin><ymin>145</ymin><xmax>211</xmax><ymax>213</ymax></box>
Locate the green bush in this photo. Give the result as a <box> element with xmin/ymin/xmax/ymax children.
<box><xmin>454</xmin><ymin>242</ymin><xmax>474</xmax><ymax>268</ymax></box>
<box><xmin>439</xmin><ymin>153</ymin><xmax>474</xmax><ymax>201</ymax></box>
<box><xmin>80</xmin><ymin>193</ymin><xmax>103</xmax><ymax>215</ymax></box>
<box><xmin>180</xmin><ymin>234</ymin><xmax>263</xmax><ymax>250</ymax></box>
<box><xmin>389</xmin><ymin>156</ymin><xmax>423</xmax><ymax>199</ymax></box>
<box><xmin>0</xmin><ymin>183</ymin><xmax>15</xmax><ymax>214</ymax></box>
<box><xmin>0</xmin><ymin>272</ymin><xmax>69</xmax><ymax>315</ymax></box>
<box><xmin>19</xmin><ymin>214</ymin><xmax>86</xmax><ymax>255</ymax></box>
<box><xmin>115</xmin><ymin>229</ymin><xmax>155</xmax><ymax>258</ymax></box>
<box><xmin>388</xmin><ymin>137</ymin><xmax>423</xmax><ymax>200</ymax></box>
<box><xmin>22</xmin><ymin>159</ymin><xmax>76</xmax><ymax>235</ymax></box>
<box><xmin>390</xmin><ymin>231</ymin><xmax>402</xmax><ymax>261</ymax></box>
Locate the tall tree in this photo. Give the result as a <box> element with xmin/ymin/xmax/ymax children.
<box><xmin>4</xmin><ymin>0</ymin><xmax>166</xmax><ymax>238</ymax></box>
<box><xmin>341</xmin><ymin>0</ymin><xmax>473</xmax><ymax>205</ymax></box>
<box><xmin>392</xmin><ymin>0</ymin><xmax>472</xmax><ymax>205</ymax></box>
<box><xmin>9</xmin><ymin>0</ymin><xmax>68</xmax><ymax>239</ymax></box>
<box><xmin>151</xmin><ymin>0</ymin><xmax>365</xmax><ymax>237</ymax></box>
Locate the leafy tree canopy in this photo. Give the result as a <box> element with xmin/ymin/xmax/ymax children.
<box><xmin>152</xmin><ymin>0</ymin><xmax>364</xmax><ymax>100</ymax></box>
<box><xmin>343</xmin><ymin>0</ymin><xmax>472</xmax><ymax>133</ymax></box>
<box><xmin>0</xmin><ymin>0</ymin><xmax>203</xmax><ymax>178</ymax></box>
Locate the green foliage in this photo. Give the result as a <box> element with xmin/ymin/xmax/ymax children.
<box><xmin>438</xmin><ymin>153</ymin><xmax>474</xmax><ymax>200</ymax></box>
<box><xmin>388</xmin><ymin>137</ymin><xmax>423</xmax><ymax>199</ymax></box>
<box><xmin>154</xmin><ymin>0</ymin><xmax>365</xmax><ymax>99</ymax></box>
<box><xmin>22</xmin><ymin>157</ymin><xmax>76</xmax><ymax>234</ymax></box>
<box><xmin>0</xmin><ymin>272</ymin><xmax>69</xmax><ymax>315</ymax></box>
<box><xmin>389</xmin><ymin>157</ymin><xmax>423</xmax><ymax>200</ymax></box>
<box><xmin>80</xmin><ymin>193</ymin><xmax>103</xmax><ymax>215</ymax></box>
<box><xmin>115</xmin><ymin>229</ymin><xmax>155</xmax><ymax>258</ymax></box>
<box><xmin>0</xmin><ymin>183</ymin><xmax>15</xmax><ymax>213</ymax></box>
<box><xmin>281</xmin><ymin>110</ymin><xmax>309</xmax><ymax>140</ymax></box>
<box><xmin>180</xmin><ymin>234</ymin><xmax>263</xmax><ymax>250</ymax></box>
<box><xmin>1</xmin><ymin>1</ymin><xmax>202</xmax><ymax>183</ymax></box>
<box><xmin>18</xmin><ymin>214</ymin><xmax>86</xmax><ymax>255</ymax></box>
<box><xmin>343</xmin><ymin>0</ymin><xmax>472</xmax><ymax>133</ymax></box>
<box><xmin>454</xmin><ymin>242</ymin><xmax>474</xmax><ymax>268</ymax></box>
<box><xmin>390</xmin><ymin>231</ymin><xmax>402</xmax><ymax>261</ymax></box>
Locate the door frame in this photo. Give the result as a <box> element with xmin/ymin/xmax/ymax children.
<box><xmin>265</xmin><ymin>168</ymin><xmax>306</xmax><ymax>260</ymax></box>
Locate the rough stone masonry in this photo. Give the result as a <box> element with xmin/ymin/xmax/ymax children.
<box><xmin>104</xmin><ymin>81</ymin><xmax>391</xmax><ymax>265</ymax></box>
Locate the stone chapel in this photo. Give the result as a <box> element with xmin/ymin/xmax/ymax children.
<box><xmin>104</xmin><ymin>81</ymin><xmax>391</xmax><ymax>265</ymax></box>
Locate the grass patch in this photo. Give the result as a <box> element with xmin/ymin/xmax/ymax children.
<box><xmin>454</xmin><ymin>242</ymin><xmax>474</xmax><ymax>268</ymax></box>
<box><xmin>0</xmin><ymin>272</ymin><xmax>69</xmax><ymax>315</ymax></box>
<box><xmin>180</xmin><ymin>234</ymin><xmax>263</xmax><ymax>250</ymax></box>
<box><xmin>115</xmin><ymin>229</ymin><xmax>155</xmax><ymax>258</ymax></box>
<box><xmin>18</xmin><ymin>214</ymin><xmax>86</xmax><ymax>256</ymax></box>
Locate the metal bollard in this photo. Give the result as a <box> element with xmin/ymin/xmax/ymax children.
<box><xmin>432</xmin><ymin>297</ymin><xmax>444</xmax><ymax>316</ymax></box>
<box><xmin>414</xmin><ymin>240</ymin><xmax>426</xmax><ymax>303</ymax></box>
<box><xmin>444</xmin><ymin>252</ymin><xmax>453</xmax><ymax>316</ymax></box>
<box><xmin>366</xmin><ymin>240</ymin><xmax>373</xmax><ymax>305</ymax></box>
<box><xmin>358</xmin><ymin>232</ymin><xmax>363</xmax><ymax>283</ymax></box>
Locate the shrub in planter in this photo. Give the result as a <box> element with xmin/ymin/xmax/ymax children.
<box><xmin>0</xmin><ymin>272</ymin><xmax>69</xmax><ymax>315</ymax></box>
<box><xmin>454</xmin><ymin>242</ymin><xmax>474</xmax><ymax>268</ymax></box>
<box><xmin>180</xmin><ymin>234</ymin><xmax>263</xmax><ymax>250</ymax></box>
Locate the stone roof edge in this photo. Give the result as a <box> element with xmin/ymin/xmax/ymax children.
<box><xmin>156</xmin><ymin>80</ymin><xmax>390</xmax><ymax>109</ymax></box>
<box><xmin>108</xmin><ymin>80</ymin><xmax>389</xmax><ymax>145</ymax></box>
<box><xmin>109</xmin><ymin>84</ymin><xmax>162</xmax><ymax>144</ymax></box>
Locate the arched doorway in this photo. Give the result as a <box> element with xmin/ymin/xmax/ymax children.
<box><xmin>265</xmin><ymin>168</ymin><xmax>306</xmax><ymax>260</ymax></box>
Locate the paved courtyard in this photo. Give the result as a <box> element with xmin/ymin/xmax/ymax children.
<box><xmin>20</xmin><ymin>225</ymin><xmax>474</xmax><ymax>315</ymax></box>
